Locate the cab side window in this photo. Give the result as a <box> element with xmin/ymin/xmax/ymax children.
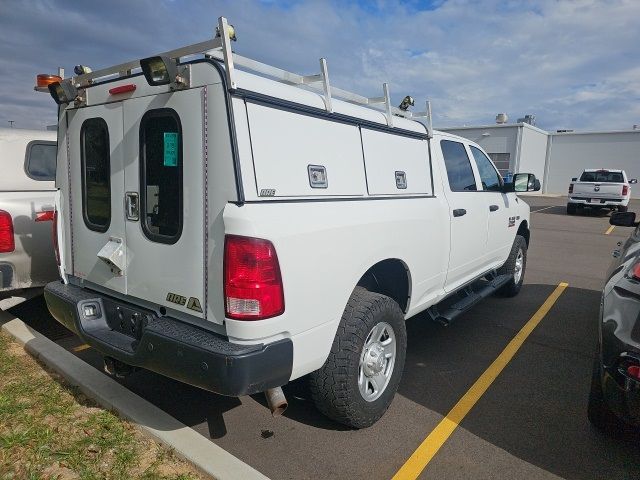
<box><xmin>440</xmin><ymin>140</ymin><xmax>477</xmax><ymax>191</ymax></box>
<box><xmin>139</xmin><ymin>109</ymin><xmax>182</xmax><ymax>244</ymax></box>
<box><xmin>470</xmin><ymin>146</ymin><xmax>503</xmax><ymax>192</ymax></box>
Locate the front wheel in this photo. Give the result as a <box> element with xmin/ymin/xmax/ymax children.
<box><xmin>309</xmin><ymin>287</ymin><xmax>407</xmax><ymax>429</ymax></box>
<box><xmin>496</xmin><ymin>235</ymin><xmax>527</xmax><ymax>297</ymax></box>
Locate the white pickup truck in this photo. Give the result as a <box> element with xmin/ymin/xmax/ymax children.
<box><xmin>41</xmin><ymin>19</ymin><xmax>540</xmax><ymax>428</ymax></box>
<box><xmin>567</xmin><ymin>169</ymin><xmax>636</xmax><ymax>215</ymax></box>
<box><xmin>0</xmin><ymin>128</ymin><xmax>58</xmax><ymax>292</ymax></box>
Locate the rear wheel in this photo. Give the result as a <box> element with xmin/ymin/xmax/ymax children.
<box><xmin>618</xmin><ymin>205</ymin><xmax>628</xmax><ymax>212</ymax></box>
<box><xmin>496</xmin><ymin>235</ymin><xmax>527</xmax><ymax>297</ymax></box>
<box><xmin>309</xmin><ymin>287</ymin><xmax>407</xmax><ymax>429</ymax></box>
<box><xmin>567</xmin><ymin>203</ymin><xmax>577</xmax><ymax>215</ymax></box>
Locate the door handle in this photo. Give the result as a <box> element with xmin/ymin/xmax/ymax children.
<box><xmin>490</xmin><ymin>205</ymin><xmax>499</xmax><ymax>212</ymax></box>
<box><xmin>453</xmin><ymin>208</ymin><xmax>467</xmax><ymax>217</ymax></box>
<box><xmin>125</xmin><ymin>192</ymin><xmax>139</xmax><ymax>221</ymax></box>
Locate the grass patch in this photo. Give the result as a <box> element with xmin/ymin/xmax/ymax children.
<box><xmin>0</xmin><ymin>332</ymin><xmax>205</xmax><ymax>479</ymax></box>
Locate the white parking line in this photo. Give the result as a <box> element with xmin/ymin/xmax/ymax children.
<box><xmin>531</xmin><ymin>205</ymin><xmax>558</xmax><ymax>213</ymax></box>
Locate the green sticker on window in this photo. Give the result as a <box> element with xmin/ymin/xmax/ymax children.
<box><xmin>163</xmin><ymin>132</ymin><xmax>178</xmax><ymax>167</ymax></box>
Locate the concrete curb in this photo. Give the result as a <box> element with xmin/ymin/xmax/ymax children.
<box><xmin>0</xmin><ymin>310</ymin><xmax>269</xmax><ymax>480</ymax></box>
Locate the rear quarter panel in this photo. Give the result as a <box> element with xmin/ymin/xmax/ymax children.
<box><xmin>0</xmin><ymin>191</ymin><xmax>58</xmax><ymax>290</ymax></box>
<box><xmin>222</xmin><ymin>193</ymin><xmax>450</xmax><ymax>379</ymax></box>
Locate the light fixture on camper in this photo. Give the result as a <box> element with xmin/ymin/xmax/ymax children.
<box><xmin>48</xmin><ymin>80</ymin><xmax>79</xmax><ymax>105</ymax></box>
<box><xmin>215</xmin><ymin>23</ymin><xmax>237</xmax><ymax>41</ymax></box>
<box><xmin>74</xmin><ymin>65</ymin><xmax>93</xmax><ymax>75</ymax></box>
<box><xmin>139</xmin><ymin>55</ymin><xmax>189</xmax><ymax>89</ymax></box>
<box><xmin>36</xmin><ymin>74</ymin><xmax>62</xmax><ymax>89</ymax></box>
<box><xmin>140</xmin><ymin>55</ymin><xmax>177</xmax><ymax>85</ymax></box>
<box><xmin>398</xmin><ymin>96</ymin><xmax>415</xmax><ymax>111</ymax></box>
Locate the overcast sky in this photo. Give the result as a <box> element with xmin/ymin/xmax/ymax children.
<box><xmin>1</xmin><ymin>0</ymin><xmax>638</xmax><ymax>132</ymax></box>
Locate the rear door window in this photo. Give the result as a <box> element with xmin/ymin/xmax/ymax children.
<box><xmin>81</xmin><ymin>118</ymin><xmax>111</xmax><ymax>232</ymax></box>
<box><xmin>25</xmin><ymin>141</ymin><xmax>57</xmax><ymax>181</ymax></box>
<box><xmin>139</xmin><ymin>109</ymin><xmax>182</xmax><ymax>244</ymax></box>
<box><xmin>440</xmin><ymin>140</ymin><xmax>477</xmax><ymax>191</ymax></box>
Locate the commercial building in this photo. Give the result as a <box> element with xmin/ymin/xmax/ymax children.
<box><xmin>442</xmin><ymin>121</ymin><xmax>640</xmax><ymax>197</ymax></box>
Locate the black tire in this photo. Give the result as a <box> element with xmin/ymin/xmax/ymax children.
<box><xmin>567</xmin><ymin>203</ymin><xmax>577</xmax><ymax>215</ymax></box>
<box><xmin>618</xmin><ymin>205</ymin><xmax>628</xmax><ymax>213</ymax></box>
<box><xmin>309</xmin><ymin>287</ymin><xmax>407</xmax><ymax>429</ymax></box>
<box><xmin>496</xmin><ymin>235</ymin><xmax>527</xmax><ymax>297</ymax></box>
<box><xmin>587</xmin><ymin>354</ymin><xmax>620</xmax><ymax>432</ymax></box>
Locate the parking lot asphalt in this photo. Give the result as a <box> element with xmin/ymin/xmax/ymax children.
<box><xmin>7</xmin><ymin>195</ymin><xmax>640</xmax><ymax>480</ymax></box>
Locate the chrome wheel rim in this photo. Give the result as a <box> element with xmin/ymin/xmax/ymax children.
<box><xmin>358</xmin><ymin>322</ymin><xmax>396</xmax><ymax>402</ymax></box>
<box><xmin>514</xmin><ymin>248</ymin><xmax>524</xmax><ymax>284</ymax></box>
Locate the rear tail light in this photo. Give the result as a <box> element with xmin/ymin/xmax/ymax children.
<box><xmin>568</xmin><ymin>184</ymin><xmax>573</xmax><ymax>194</ymax></box>
<box><xmin>628</xmin><ymin>260</ymin><xmax>640</xmax><ymax>281</ymax></box>
<box><xmin>224</xmin><ymin>235</ymin><xmax>284</xmax><ymax>320</ymax></box>
<box><xmin>35</xmin><ymin>210</ymin><xmax>55</xmax><ymax>222</ymax></box>
<box><xmin>628</xmin><ymin>365</ymin><xmax>640</xmax><ymax>380</ymax></box>
<box><xmin>0</xmin><ymin>210</ymin><xmax>15</xmax><ymax>253</ymax></box>
<box><xmin>622</xmin><ymin>185</ymin><xmax>629</xmax><ymax>196</ymax></box>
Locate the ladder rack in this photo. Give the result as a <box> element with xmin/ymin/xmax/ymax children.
<box><xmin>42</xmin><ymin>16</ymin><xmax>433</xmax><ymax>136</ymax></box>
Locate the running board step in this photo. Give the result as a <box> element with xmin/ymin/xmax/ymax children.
<box><xmin>427</xmin><ymin>274</ymin><xmax>512</xmax><ymax>326</ymax></box>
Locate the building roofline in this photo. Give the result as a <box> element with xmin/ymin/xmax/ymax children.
<box><xmin>438</xmin><ymin>123</ymin><xmax>640</xmax><ymax>137</ymax></box>
<box><xmin>550</xmin><ymin>129</ymin><xmax>640</xmax><ymax>136</ymax></box>
<box><xmin>439</xmin><ymin>122</ymin><xmax>548</xmax><ymax>135</ymax></box>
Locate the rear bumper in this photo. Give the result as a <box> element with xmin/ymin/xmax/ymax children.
<box><xmin>44</xmin><ymin>281</ymin><xmax>293</xmax><ymax>396</ymax></box>
<box><xmin>568</xmin><ymin>196</ymin><xmax>627</xmax><ymax>207</ymax></box>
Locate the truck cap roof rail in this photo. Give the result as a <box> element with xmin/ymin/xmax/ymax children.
<box><xmin>36</xmin><ymin>16</ymin><xmax>432</xmax><ymax>137</ymax></box>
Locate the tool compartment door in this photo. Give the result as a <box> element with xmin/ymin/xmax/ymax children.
<box><xmin>67</xmin><ymin>102</ymin><xmax>127</xmax><ymax>294</ymax></box>
<box><xmin>245</xmin><ymin>102</ymin><xmax>367</xmax><ymax>198</ymax></box>
<box><xmin>122</xmin><ymin>89</ymin><xmax>205</xmax><ymax>318</ymax></box>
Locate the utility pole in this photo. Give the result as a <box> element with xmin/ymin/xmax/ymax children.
<box><xmin>8</xmin><ymin>120</ymin><xmax>15</xmax><ymax>128</ymax></box>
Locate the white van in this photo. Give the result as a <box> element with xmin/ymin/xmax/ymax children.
<box><xmin>43</xmin><ymin>18</ymin><xmax>539</xmax><ymax>428</ymax></box>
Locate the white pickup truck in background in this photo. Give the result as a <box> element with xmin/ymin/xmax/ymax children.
<box><xmin>567</xmin><ymin>169</ymin><xmax>636</xmax><ymax>215</ymax></box>
<box><xmin>0</xmin><ymin>128</ymin><xmax>58</xmax><ymax>294</ymax></box>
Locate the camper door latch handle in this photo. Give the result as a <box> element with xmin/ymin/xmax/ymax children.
<box><xmin>453</xmin><ymin>208</ymin><xmax>467</xmax><ymax>217</ymax></box>
<box><xmin>125</xmin><ymin>192</ymin><xmax>139</xmax><ymax>221</ymax></box>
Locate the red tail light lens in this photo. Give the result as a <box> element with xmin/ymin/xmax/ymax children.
<box><xmin>622</xmin><ymin>185</ymin><xmax>629</xmax><ymax>196</ymax></box>
<box><xmin>35</xmin><ymin>210</ymin><xmax>55</xmax><ymax>222</ymax></box>
<box><xmin>628</xmin><ymin>365</ymin><xmax>640</xmax><ymax>380</ymax></box>
<box><xmin>568</xmin><ymin>184</ymin><xmax>574</xmax><ymax>194</ymax></box>
<box><xmin>0</xmin><ymin>210</ymin><xmax>15</xmax><ymax>253</ymax></box>
<box><xmin>224</xmin><ymin>235</ymin><xmax>284</xmax><ymax>320</ymax></box>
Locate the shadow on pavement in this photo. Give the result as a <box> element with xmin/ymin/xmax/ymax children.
<box><xmin>536</xmin><ymin>206</ymin><xmax>614</xmax><ymax>217</ymax></box>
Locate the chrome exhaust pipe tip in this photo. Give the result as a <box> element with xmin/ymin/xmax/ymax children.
<box><xmin>265</xmin><ymin>386</ymin><xmax>288</xmax><ymax>416</ymax></box>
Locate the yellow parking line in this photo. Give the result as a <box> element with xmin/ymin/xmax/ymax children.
<box><xmin>392</xmin><ymin>281</ymin><xmax>569</xmax><ymax>480</ymax></box>
<box><xmin>605</xmin><ymin>225</ymin><xmax>615</xmax><ymax>235</ymax></box>
<box><xmin>72</xmin><ymin>344</ymin><xmax>91</xmax><ymax>352</ymax></box>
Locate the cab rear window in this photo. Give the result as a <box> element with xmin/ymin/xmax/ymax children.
<box><xmin>580</xmin><ymin>171</ymin><xmax>623</xmax><ymax>183</ymax></box>
<box><xmin>139</xmin><ymin>109</ymin><xmax>182</xmax><ymax>244</ymax></box>
<box><xmin>25</xmin><ymin>141</ymin><xmax>57</xmax><ymax>181</ymax></box>
<box><xmin>80</xmin><ymin>118</ymin><xmax>111</xmax><ymax>232</ymax></box>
